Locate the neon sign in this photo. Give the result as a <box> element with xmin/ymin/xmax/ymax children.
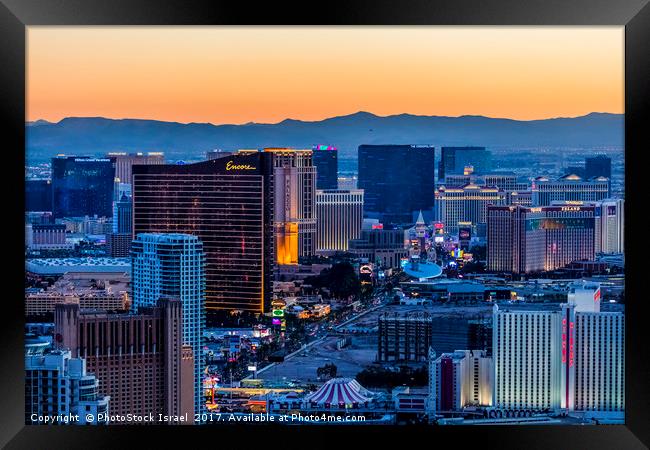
<box><xmin>226</xmin><ymin>161</ymin><xmax>256</xmax><ymax>171</ymax></box>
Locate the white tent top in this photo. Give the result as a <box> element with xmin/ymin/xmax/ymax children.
<box><xmin>304</xmin><ymin>378</ymin><xmax>373</xmax><ymax>405</ymax></box>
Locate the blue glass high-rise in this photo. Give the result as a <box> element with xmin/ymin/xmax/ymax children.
<box><xmin>51</xmin><ymin>156</ymin><xmax>115</xmax><ymax>218</ymax></box>
<box><xmin>131</xmin><ymin>233</ymin><xmax>205</xmax><ymax>417</ymax></box>
<box><xmin>438</xmin><ymin>146</ymin><xmax>491</xmax><ymax>182</ymax></box>
<box><xmin>25</xmin><ymin>179</ymin><xmax>52</xmax><ymax>212</ymax></box>
<box><xmin>312</xmin><ymin>145</ymin><xmax>338</xmax><ymax>190</ymax></box>
<box><xmin>585</xmin><ymin>155</ymin><xmax>612</xmax><ymax>179</ymax></box>
<box><xmin>358</xmin><ymin>144</ymin><xmax>436</xmax><ymax>224</ymax></box>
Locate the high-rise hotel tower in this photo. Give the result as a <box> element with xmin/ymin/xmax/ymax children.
<box><xmin>315</xmin><ymin>189</ymin><xmax>364</xmax><ymax>253</ymax></box>
<box><xmin>358</xmin><ymin>144</ymin><xmax>436</xmax><ymax>224</ymax></box>
<box><xmin>51</xmin><ymin>156</ymin><xmax>115</xmax><ymax>219</ymax></box>
<box><xmin>493</xmin><ymin>285</ymin><xmax>624</xmax><ymax>416</ymax></box>
<box><xmin>54</xmin><ymin>298</ymin><xmax>195</xmax><ymax>422</ymax></box>
<box><xmin>435</xmin><ymin>183</ymin><xmax>506</xmax><ymax>235</ymax></box>
<box><xmin>132</xmin><ymin>153</ymin><xmax>274</xmax><ymax>313</ymax></box>
<box><xmin>438</xmin><ymin>146</ymin><xmax>491</xmax><ymax>182</ymax></box>
<box><xmin>131</xmin><ymin>233</ymin><xmax>205</xmax><ymax>416</ymax></box>
<box><xmin>312</xmin><ymin>145</ymin><xmax>338</xmax><ymax>190</ymax></box>
<box><xmin>107</xmin><ymin>151</ymin><xmax>164</xmax><ymax>185</ymax></box>
<box><xmin>531</xmin><ymin>174</ymin><xmax>610</xmax><ymax>206</ymax></box>
<box><xmin>487</xmin><ymin>204</ymin><xmax>595</xmax><ymax>274</ymax></box>
<box><xmin>264</xmin><ymin>148</ymin><xmax>317</xmax><ymax>264</ymax></box>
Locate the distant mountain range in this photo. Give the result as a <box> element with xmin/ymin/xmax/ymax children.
<box><xmin>26</xmin><ymin>111</ymin><xmax>623</xmax><ymax>163</ymax></box>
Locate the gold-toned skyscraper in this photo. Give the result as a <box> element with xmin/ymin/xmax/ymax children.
<box><xmin>264</xmin><ymin>148</ymin><xmax>316</xmax><ymax>265</ymax></box>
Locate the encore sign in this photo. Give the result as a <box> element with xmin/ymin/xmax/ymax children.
<box><xmin>226</xmin><ymin>160</ymin><xmax>256</xmax><ymax>171</ymax></box>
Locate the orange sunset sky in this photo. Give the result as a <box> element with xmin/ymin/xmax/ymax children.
<box><xmin>27</xmin><ymin>26</ymin><xmax>624</xmax><ymax>125</ymax></box>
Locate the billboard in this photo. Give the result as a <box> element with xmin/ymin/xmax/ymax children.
<box><xmin>459</xmin><ymin>226</ymin><xmax>472</xmax><ymax>250</ymax></box>
<box><xmin>459</xmin><ymin>227</ymin><xmax>471</xmax><ymax>240</ymax></box>
<box><xmin>525</xmin><ymin>218</ymin><xmax>594</xmax><ymax>231</ymax></box>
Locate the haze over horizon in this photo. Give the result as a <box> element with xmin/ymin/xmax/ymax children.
<box><xmin>26</xmin><ymin>110</ymin><xmax>624</xmax><ymax>167</ymax></box>
<box><xmin>28</xmin><ymin>27</ymin><xmax>623</xmax><ymax>124</ymax></box>
<box><xmin>27</xmin><ymin>110</ymin><xmax>623</xmax><ymax>128</ymax></box>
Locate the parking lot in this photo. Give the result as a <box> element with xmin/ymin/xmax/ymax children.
<box><xmin>257</xmin><ymin>303</ymin><xmax>495</xmax><ymax>384</ymax></box>
<box><xmin>257</xmin><ymin>333</ymin><xmax>378</xmax><ymax>383</ymax></box>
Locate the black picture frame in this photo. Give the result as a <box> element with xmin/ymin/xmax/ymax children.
<box><xmin>2</xmin><ymin>0</ymin><xmax>648</xmax><ymax>448</ymax></box>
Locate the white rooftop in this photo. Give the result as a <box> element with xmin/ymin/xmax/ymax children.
<box><xmin>26</xmin><ymin>257</ymin><xmax>131</xmax><ymax>275</ymax></box>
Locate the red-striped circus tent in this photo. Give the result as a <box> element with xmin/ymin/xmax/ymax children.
<box><xmin>304</xmin><ymin>378</ymin><xmax>373</xmax><ymax>407</ymax></box>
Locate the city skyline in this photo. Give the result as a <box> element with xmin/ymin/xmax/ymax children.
<box><xmin>27</xmin><ymin>27</ymin><xmax>623</xmax><ymax>124</ymax></box>
<box><xmin>23</xmin><ymin>26</ymin><xmax>627</xmax><ymax>428</ymax></box>
<box><xmin>24</xmin><ymin>143</ymin><xmax>626</xmax><ymax>426</ymax></box>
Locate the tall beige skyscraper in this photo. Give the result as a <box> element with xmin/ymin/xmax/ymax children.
<box><xmin>107</xmin><ymin>152</ymin><xmax>164</xmax><ymax>184</ymax></box>
<box><xmin>264</xmin><ymin>148</ymin><xmax>316</xmax><ymax>265</ymax></box>
<box><xmin>54</xmin><ymin>297</ymin><xmax>195</xmax><ymax>423</ymax></box>
<box><xmin>315</xmin><ymin>189</ymin><xmax>364</xmax><ymax>253</ymax></box>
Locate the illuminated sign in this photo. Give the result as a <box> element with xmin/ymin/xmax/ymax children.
<box><xmin>562</xmin><ymin>318</ymin><xmax>567</xmax><ymax>363</ymax></box>
<box><xmin>569</xmin><ymin>321</ymin><xmax>575</xmax><ymax>367</ymax></box>
<box><xmin>284</xmin><ymin>175</ymin><xmax>292</xmax><ymax>214</ymax></box>
<box><xmin>272</xmin><ymin>318</ymin><xmax>281</xmax><ymax>325</ymax></box>
<box><xmin>526</xmin><ymin>218</ymin><xmax>593</xmax><ymax>231</ymax></box>
<box><xmin>226</xmin><ymin>160</ymin><xmax>256</xmax><ymax>171</ymax></box>
<box><xmin>372</xmin><ymin>224</ymin><xmax>384</xmax><ymax>230</ymax></box>
<box><xmin>247</xmin><ymin>366</ymin><xmax>257</xmax><ymax>372</ymax></box>
<box><xmin>272</xmin><ymin>309</ymin><xmax>284</xmax><ymax>317</ymax></box>
<box><xmin>360</xmin><ymin>265</ymin><xmax>373</xmax><ymax>274</ymax></box>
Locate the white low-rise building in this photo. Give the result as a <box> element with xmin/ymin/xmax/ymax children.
<box><xmin>428</xmin><ymin>348</ymin><xmax>493</xmax><ymax>414</ymax></box>
<box><xmin>25</xmin><ymin>350</ymin><xmax>110</xmax><ymax>425</ymax></box>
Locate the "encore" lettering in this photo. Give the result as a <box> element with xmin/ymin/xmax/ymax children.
<box><xmin>226</xmin><ymin>161</ymin><xmax>256</xmax><ymax>171</ymax></box>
